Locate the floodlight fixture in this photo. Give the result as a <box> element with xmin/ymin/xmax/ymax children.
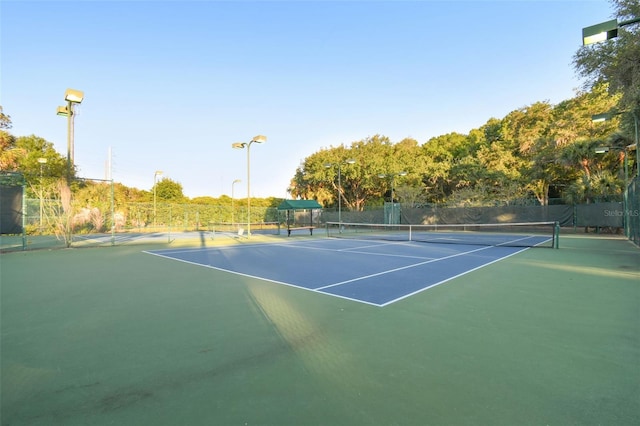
<box><xmin>251</xmin><ymin>135</ymin><xmax>267</xmax><ymax>144</ymax></box>
<box><xmin>582</xmin><ymin>17</ymin><xmax>640</xmax><ymax>45</ymax></box>
<box><xmin>582</xmin><ymin>19</ymin><xmax>618</xmax><ymax>45</ymax></box>
<box><xmin>231</xmin><ymin>135</ymin><xmax>267</xmax><ymax>237</ymax></box>
<box><xmin>594</xmin><ymin>147</ymin><xmax>610</xmax><ymax>154</ymax></box>
<box><xmin>591</xmin><ymin>113</ymin><xmax>612</xmax><ymax>123</ymax></box>
<box><xmin>378</xmin><ymin>171</ymin><xmax>407</xmax><ymax>178</ymax></box>
<box><xmin>64</xmin><ymin>88</ymin><xmax>84</xmax><ymax>103</ymax></box>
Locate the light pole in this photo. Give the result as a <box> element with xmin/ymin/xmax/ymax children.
<box><xmin>231</xmin><ymin>179</ymin><xmax>241</xmax><ymax>226</ymax></box>
<box><xmin>37</xmin><ymin>157</ymin><xmax>47</xmax><ymax>230</ymax></box>
<box><xmin>583</xmin><ymin>17</ymin><xmax>640</xmax><ymax>177</ymax></box>
<box><xmin>324</xmin><ymin>159</ymin><xmax>356</xmax><ymax>225</ymax></box>
<box><xmin>232</xmin><ymin>135</ymin><xmax>266</xmax><ymax>237</ymax></box>
<box><xmin>153</xmin><ymin>170</ymin><xmax>163</xmax><ymax>229</ymax></box>
<box><xmin>595</xmin><ymin>146</ymin><xmax>629</xmax><ymax>184</ymax></box>
<box><xmin>56</xmin><ymin>88</ymin><xmax>84</xmax><ymax>183</ymax></box>
<box><xmin>595</xmin><ymin>146</ymin><xmax>631</xmax><ymax>237</ymax></box>
<box><xmin>378</xmin><ymin>171</ymin><xmax>407</xmax><ymax>224</ymax></box>
<box><xmin>593</xmin><ymin>112</ymin><xmax>639</xmax><ymax>178</ymax></box>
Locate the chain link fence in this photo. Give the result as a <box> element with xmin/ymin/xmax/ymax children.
<box><xmin>2</xmin><ymin>194</ymin><xmax>638</xmax><ymax>252</ymax></box>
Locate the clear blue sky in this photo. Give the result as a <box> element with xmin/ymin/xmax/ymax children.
<box><xmin>2</xmin><ymin>0</ymin><xmax>614</xmax><ymax>198</ymax></box>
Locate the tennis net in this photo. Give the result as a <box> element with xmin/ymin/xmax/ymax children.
<box><xmin>325</xmin><ymin>221</ymin><xmax>559</xmax><ymax>248</ymax></box>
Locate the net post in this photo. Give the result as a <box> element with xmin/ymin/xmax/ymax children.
<box><xmin>554</xmin><ymin>221</ymin><xmax>560</xmax><ymax>249</ymax></box>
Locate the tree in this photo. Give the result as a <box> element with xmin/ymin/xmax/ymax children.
<box><xmin>154</xmin><ymin>177</ymin><xmax>186</xmax><ymax>202</ymax></box>
<box><xmin>421</xmin><ymin>132</ymin><xmax>473</xmax><ymax>203</ymax></box>
<box><xmin>520</xmin><ymin>85</ymin><xmax>621</xmax><ymax>204</ymax></box>
<box><xmin>0</xmin><ymin>130</ymin><xmax>22</xmax><ymax>171</ymax></box>
<box><xmin>0</xmin><ymin>106</ymin><xmax>11</xmax><ymax>129</ymax></box>
<box><xmin>16</xmin><ymin>135</ymin><xmax>70</xmax><ymax>194</ymax></box>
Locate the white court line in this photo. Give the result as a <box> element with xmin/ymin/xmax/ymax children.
<box><xmin>145</xmin><ymin>239</ymin><xmax>538</xmax><ymax>308</ymax></box>
<box><xmin>271</xmin><ymin>241</ymin><xmax>435</xmax><ymax>260</ymax></box>
<box><xmin>315</xmin><ymin>244</ymin><xmax>497</xmax><ymax>291</ymax></box>
<box><xmin>144</xmin><ymin>250</ymin><xmax>384</xmax><ymax>307</ymax></box>
<box><xmin>144</xmin><ymin>242</ymin><xmax>271</xmax><ymax>256</ymax></box>
<box><xmin>378</xmin><ymin>247</ymin><xmax>529</xmax><ymax>306</ymax></box>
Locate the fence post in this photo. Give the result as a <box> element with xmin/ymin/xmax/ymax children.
<box><xmin>21</xmin><ymin>180</ymin><xmax>27</xmax><ymax>250</ymax></box>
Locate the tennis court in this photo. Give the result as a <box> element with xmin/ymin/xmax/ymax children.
<box><xmin>2</xmin><ymin>232</ymin><xmax>639</xmax><ymax>425</ymax></box>
<box><xmin>146</xmin><ymin>238</ymin><xmax>542</xmax><ymax>306</ymax></box>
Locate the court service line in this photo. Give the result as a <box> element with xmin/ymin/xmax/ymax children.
<box><xmin>272</xmin><ymin>242</ymin><xmax>435</xmax><ymax>260</ymax></box>
<box><xmin>379</xmin><ymin>246</ymin><xmax>530</xmax><ymax>306</ymax></box>
<box><xmin>496</xmin><ymin>235</ymin><xmax>547</xmax><ymax>246</ymax></box>
<box><xmin>314</xmin><ymin>244</ymin><xmax>498</xmax><ymax>291</ymax></box>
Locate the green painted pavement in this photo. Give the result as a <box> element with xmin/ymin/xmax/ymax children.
<box><xmin>1</xmin><ymin>235</ymin><xmax>638</xmax><ymax>425</ymax></box>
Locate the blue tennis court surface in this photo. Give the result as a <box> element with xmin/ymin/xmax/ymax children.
<box><xmin>145</xmin><ymin>238</ymin><xmax>537</xmax><ymax>306</ymax></box>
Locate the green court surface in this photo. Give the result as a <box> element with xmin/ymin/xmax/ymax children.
<box><xmin>1</xmin><ymin>235</ymin><xmax>639</xmax><ymax>425</ymax></box>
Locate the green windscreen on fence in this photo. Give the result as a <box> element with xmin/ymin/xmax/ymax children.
<box><xmin>0</xmin><ymin>185</ymin><xmax>23</xmax><ymax>235</ymax></box>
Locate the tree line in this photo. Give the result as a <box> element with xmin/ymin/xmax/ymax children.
<box><xmin>288</xmin><ymin>83</ymin><xmax>631</xmax><ymax>209</ymax></box>
<box><xmin>0</xmin><ymin>80</ymin><xmax>633</xmax><ymax>213</ymax></box>
<box><xmin>292</xmin><ymin>0</ymin><xmax>639</xmax><ymax>210</ymax></box>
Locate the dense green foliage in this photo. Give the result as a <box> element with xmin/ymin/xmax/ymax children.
<box><xmin>289</xmin><ymin>83</ymin><xmax>629</xmax><ymax>208</ymax></box>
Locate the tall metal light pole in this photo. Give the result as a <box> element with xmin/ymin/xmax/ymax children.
<box><xmin>632</xmin><ymin>111</ymin><xmax>639</xmax><ymax>179</ymax></box>
<box><xmin>324</xmin><ymin>159</ymin><xmax>356</xmax><ymax>225</ymax></box>
<box><xmin>153</xmin><ymin>170</ymin><xmax>163</xmax><ymax>229</ymax></box>
<box><xmin>593</xmin><ymin>112</ymin><xmax>639</xmax><ymax>178</ymax></box>
<box><xmin>231</xmin><ymin>179</ymin><xmax>241</xmax><ymax>226</ymax></box>
<box><xmin>56</xmin><ymin>88</ymin><xmax>84</xmax><ymax>183</ymax></box>
<box><xmin>583</xmin><ymin>17</ymin><xmax>639</xmax><ymax>177</ymax></box>
<box><xmin>595</xmin><ymin>145</ymin><xmax>630</xmax><ymax>236</ymax></box>
<box><xmin>232</xmin><ymin>135</ymin><xmax>266</xmax><ymax>238</ymax></box>
<box><xmin>37</xmin><ymin>158</ymin><xmax>47</xmax><ymax>230</ymax></box>
<box><xmin>378</xmin><ymin>171</ymin><xmax>407</xmax><ymax>224</ymax></box>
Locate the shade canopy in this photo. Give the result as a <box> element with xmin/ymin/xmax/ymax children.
<box><xmin>277</xmin><ymin>199</ymin><xmax>323</xmax><ymax>211</ymax></box>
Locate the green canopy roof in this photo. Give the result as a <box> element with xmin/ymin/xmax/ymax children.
<box><xmin>277</xmin><ymin>199</ymin><xmax>323</xmax><ymax>210</ymax></box>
